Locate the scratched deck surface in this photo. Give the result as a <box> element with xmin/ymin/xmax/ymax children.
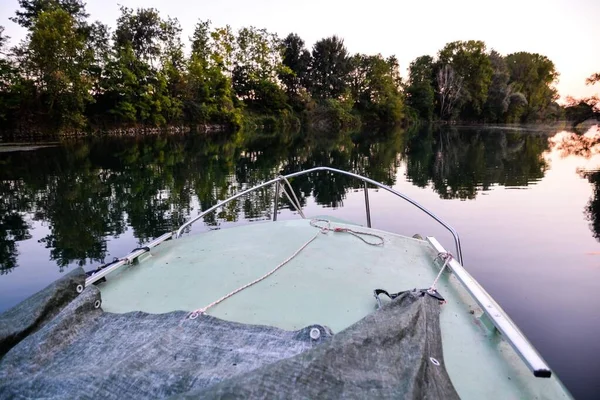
<box><xmin>99</xmin><ymin>219</ymin><xmax>571</xmax><ymax>400</ymax></box>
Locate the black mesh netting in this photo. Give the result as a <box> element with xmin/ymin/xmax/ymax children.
<box><xmin>0</xmin><ymin>268</ymin><xmax>459</xmax><ymax>399</ymax></box>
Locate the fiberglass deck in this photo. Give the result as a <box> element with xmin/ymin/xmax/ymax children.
<box><xmin>98</xmin><ymin>219</ymin><xmax>570</xmax><ymax>400</ymax></box>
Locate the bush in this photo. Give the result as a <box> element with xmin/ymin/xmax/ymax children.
<box><xmin>308</xmin><ymin>99</ymin><xmax>360</xmax><ymax>131</ymax></box>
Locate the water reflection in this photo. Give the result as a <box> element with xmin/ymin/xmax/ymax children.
<box><xmin>551</xmin><ymin>126</ymin><xmax>600</xmax><ymax>241</ymax></box>
<box><xmin>0</xmin><ymin>125</ymin><xmax>554</xmax><ymax>273</ymax></box>
<box><xmin>404</xmin><ymin>125</ymin><xmax>549</xmax><ymax>199</ymax></box>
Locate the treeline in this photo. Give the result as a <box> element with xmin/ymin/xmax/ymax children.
<box><xmin>0</xmin><ymin>0</ymin><xmax>584</xmax><ymax>135</ymax></box>
<box><xmin>0</xmin><ymin>0</ymin><xmax>404</xmax><ymax>134</ymax></box>
<box><xmin>405</xmin><ymin>41</ymin><xmax>565</xmax><ymax>123</ymax></box>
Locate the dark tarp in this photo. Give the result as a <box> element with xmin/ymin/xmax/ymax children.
<box><xmin>0</xmin><ymin>268</ymin><xmax>459</xmax><ymax>399</ymax></box>
<box><xmin>0</xmin><ymin>267</ymin><xmax>85</xmax><ymax>358</ymax></box>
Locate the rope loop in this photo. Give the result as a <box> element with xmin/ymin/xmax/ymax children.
<box><xmin>309</xmin><ymin>218</ymin><xmax>331</xmax><ymax>233</ymax></box>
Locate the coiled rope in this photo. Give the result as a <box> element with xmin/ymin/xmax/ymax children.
<box><xmin>187</xmin><ymin>219</ymin><xmax>385</xmax><ymax>319</ymax></box>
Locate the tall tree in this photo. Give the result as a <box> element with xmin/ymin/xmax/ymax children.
<box><xmin>436</xmin><ymin>64</ymin><xmax>463</xmax><ymax>119</ymax></box>
<box><xmin>210</xmin><ymin>25</ymin><xmax>236</xmax><ymax>74</ymax></box>
<box><xmin>349</xmin><ymin>54</ymin><xmax>404</xmax><ymax>123</ymax></box>
<box><xmin>279</xmin><ymin>33</ymin><xmax>311</xmax><ymax>94</ymax></box>
<box><xmin>405</xmin><ymin>55</ymin><xmax>435</xmax><ymax>120</ymax></box>
<box><xmin>11</xmin><ymin>0</ymin><xmax>88</xmax><ymax>28</ymax></box>
<box><xmin>232</xmin><ymin>26</ymin><xmax>286</xmax><ymax>111</ymax></box>
<box><xmin>482</xmin><ymin>50</ymin><xmax>510</xmax><ymax>122</ymax></box>
<box><xmin>0</xmin><ymin>27</ymin><xmax>20</xmax><ymax>127</ymax></box>
<box><xmin>101</xmin><ymin>6</ymin><xmax>182</xmax><ymax>126</ymax></box>
<box><xmin>438</xmin><ymin>40</ymin><xmax>493</xmax><ymax>119</ymax></box>
<box><xmin>505</xmin><ymin>52</ymin><xmax>559</xmax><ymax>121</ymax></box>
<box><xmin>114</xmin><ymin>6</ymin><xmax>163</xmax><ymax>64</ymax></box>
<box><xmin>83</xmin><ymin>21</ymin><xmax>110</xmax><ymax>95</ymax></box>
<box><xmin>25</xmin><ymin>6</ymin><xmax>93</xmax><ymax>128</ymax></box>
<box><xmin>310</xmin><ymin>36</ymin><xmax>350</xmax><ymax>99</ymax></box>
<box><xmin>159</xmin><ymin>17</ymin><xmax>185</xmax><ymax>122</ymax></box>
<box><xmin>184</xmin><ymin>20</ymin><xmax>240</xmax><ymax>126</ymax></box>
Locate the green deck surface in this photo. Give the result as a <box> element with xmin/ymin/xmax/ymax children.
<box><xmin>99</xmin><ymin>219</ymin><xmax>571</xmax><ymax>399</ymax></box>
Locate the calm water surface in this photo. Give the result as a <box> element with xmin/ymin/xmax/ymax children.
<box><xmin>1</xmin><ymin>125</ymin><xmax>600</xmax><ymax>399</ymax></box>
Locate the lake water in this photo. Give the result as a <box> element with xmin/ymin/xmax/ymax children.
<box><xmin>1</xmin><ymin>124</ymin><xmax>599</xmax><ymax>399</ymax></box>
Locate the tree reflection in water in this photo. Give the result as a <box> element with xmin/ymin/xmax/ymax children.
<box><xmin>404</xmin><ymin>125</ymin><xmax>549</xmax><ymax>199</ymax></box>
<box><xmin>0</xmin><ymin>125</ymin><xmax>552</xmax><ymax>273</ymax></box>
<box><xmin>551</xmin><ymin>126</ymin><xmax>600</xmax><ymax>241</ymax></box>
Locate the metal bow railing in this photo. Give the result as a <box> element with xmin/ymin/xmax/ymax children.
<box><xmin>175</xmin><ymin>167</ymin><xmax>464</xmax><ymax>264</ymax></box>
<box><xmin>87</xmin><ymin>167</ymin><xmax>463</xmax><ymax>283</ymax></box>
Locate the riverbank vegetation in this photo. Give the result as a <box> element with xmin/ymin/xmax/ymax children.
<box><xmin>0</xmin><ymin>0</ymin><xmax>596</xmax><ymax>137</ymax></box>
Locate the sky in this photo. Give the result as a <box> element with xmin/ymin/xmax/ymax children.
<box><xmin>0</xmin><ymin>0</ymin><xmax>598</xmax><ymax>100</ymax></box>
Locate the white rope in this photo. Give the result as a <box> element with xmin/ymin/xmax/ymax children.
<box><xmin>428</xmin><ymin>252</ymin><xmax>453</xmax><ymax>292</ymax></box>
<box><xmin>278</xmin><ymin>175</ymin><xmax>306</xmax><ymax>219</ymax></box>
<box><xmin>187</xmin><ymin>219</ymin><xmax>384</xmax><ymax>319</ymax></box>
<box><xmin>310</xmin><ymin>218</ymin><xmax>384</xmax><ymax>246</ymax></box>
<box><xmin>188</xmin><ymin>226</ymin><xmax>328</xmax><ymax>319</ymax></box>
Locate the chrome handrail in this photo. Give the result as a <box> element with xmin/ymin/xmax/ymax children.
<box><xmin>175</xmin><ymin>167</ymin><xmax>464</xmax><ymax>265</ymax></box>
<box><xmin>87</xmin><ymin>167</ymin><xmax>464</xmax><ymax>287</ymax></box>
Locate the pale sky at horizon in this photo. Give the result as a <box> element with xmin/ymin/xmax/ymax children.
<box><xmin>0</xmin><ymin>0</ymin><xmax>598</xmax><ymax>100</ymax></box>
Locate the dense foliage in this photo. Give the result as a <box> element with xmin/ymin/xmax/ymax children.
<box><xmin>0</xmin><ymin>1</ymin><xmax>406</xmax><ymax>134</ymax></box>
<box><xmin>0</xmin><ymin>0</ymin><xmax>592</xmax><ymax>135</ymax></box>
<box><xmin>405</xmin><ymin>40</ymin><xmax>566</xmax><ymax>123</ymax></box>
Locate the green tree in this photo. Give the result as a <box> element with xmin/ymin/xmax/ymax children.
<box><xmin>505</xmin><ymin>52</ymin><xmax>559</xmax><ymax>121</ymax></box>
<box><xmin>563</xmin><ymin>73</ymin><xmax>599</xmax><ymax>125</ymax></box>
<box><xmin>158</xmin><ymin>17</ymin><xmax>185</xmax><ymax>122</ymax></box>
<box><xmin>349</xmin><ymin>54</ymin><xmax>404</xmax><ymax>124</ymax></box>
<box><xmin>24</xmin><ymin>6</ymin><xmax>93</xmax><ymax>129</ymax></box>
<box><xmin>405</xmin><ymin>55</ymin><xmax>435</xmax><ymax>120</ymax></box>
<box><xmin>183</xmin><ymin>20</ymin><xmax>240</xmax><ymax>126</ymax></box>
<box><xmin>11</xmin><ymin>0</ymin><xmax>88</xmax><ymax>28</ymax></box>
<box><xmin>99</xmin><ymin>7</ymin><xmax>183</xmax><ymax>126</ymax></box>
<box><xmin>482</xmin><ymin>50</ymin><xmax>510</xmax><ymax>122</ymax></box>
<box><xmin>0</xmin><ymin>27</ymin><xmax>20</xmax><ymax>128</ymax></box>
<box><xmin>210</xmin><ymin>25</ymin><xmax>236</xmax><ymax>74</ymax></box>
<box><xmin>114</xmin><ymin>7</ymin><xmax>163</xmax><ymax>63</ymax></box>
<box><xmin>279</xmin><ymin>33</ymin><xmax>311</xmax><ymax>94</ymax></box>
<box><xmin>232</xmin><ymin>26</ymin><xmax>287</xmax><ymax>112</ymax></box>
<box><xmin>437</xmin><ymin>40</ymin><xmax>493</xmax><ymax>119</ymax></box>
<box><xmin>310</xmin><ymin>36</ymin><xmax>350</xmax><ymax>100</ymax></box>
<box><xmin>83</xmin><ymin>21</ymin><xmax>110</xmax><ymax>95</ymax></box>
